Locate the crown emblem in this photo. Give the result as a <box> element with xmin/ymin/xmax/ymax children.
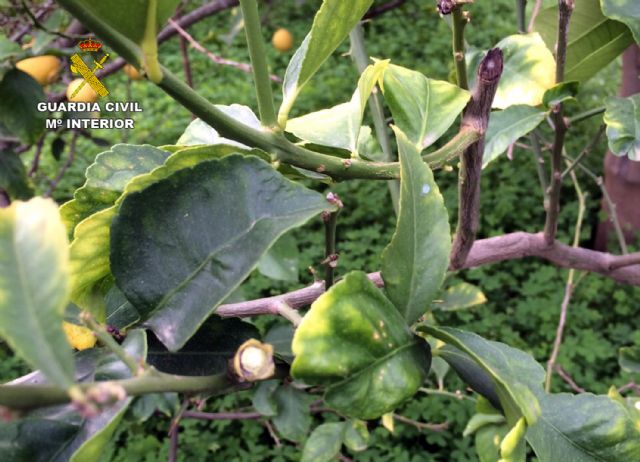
<box><xmin>78</xmin><ymin>38</ymin><xmax>102</xmax><ymax>52</ymax></box>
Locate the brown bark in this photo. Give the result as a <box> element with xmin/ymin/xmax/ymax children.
<box><xmin>595</xmin><ymin>45</ymin><xmax>640</xmax><ymax>251</ymax></box>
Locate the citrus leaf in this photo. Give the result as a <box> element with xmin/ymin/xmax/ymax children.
<box><xmin>271</xmin><ymin>384</ymin><xmax>313</xmax><ymax>442</ymax></box>
<box><xmin>380</xmin><ymin>64</ymin><xmax>470</xmax><ymax>150</ymax></box>
<box><xmin>292</xmin><ymin>271</ymin><xmax>431</xmax><ymax>420</ymax></box>
<box><xmin>286</xmin><ymin>61</ymin><xmax>388</xmax><ymax>154</ymax></box>
<box><xmin>0</xmin><ymin>198</ymin><xmax>74</xmax><ymax>388</ymax></box>
<box><xmin>419</xmin><ymin>326</ymin><xmax>544</xmax><ymax>425</ymax></box>
<box><xmin>434</xmin><ymin>282</ymin><xmax>487</xmax><ymax>311</ymax></box>
<box><xmin>0</xmin><ymin>149</ymin><xmax>33</xmax><ymax>201</ymax></box>
<box><xmin>343</xmin><ymin>420</ymin><xmax>369</xmax><ymax>452</ymax></box>
<box><xmin>483</xmin><ymin>105</ymin><xmax>546</xmax><ymax>168</ymax></box>
<box><xmin>111</xmin><ymin>155</ymin><xmax>333</xmax><ymax>350</ymax></box>
<box><xmin>278</xmin><ymin>0</ymin><xmax>374</xmax><ymax>124</ymax></box>
<box><xmin>604</xmin><ymin>94</ymin><xmax>640</xmax><ymax>160</ymax></box>
<box><xmin>600</xmin><ymin>0</ymin><xmax>640</xmax><ymax>44</ymax></box>
<box><xmin>0</xmin><ymin>69</ymin><xmax>46</xmax><ymax>144</ymax></box>
<box><xmin>536</xmin><ymin>0</ymin><xmax>633</xmax><ymax>83</ymax></box>
<box><xmin>542</xmin><ymin>81</ymin><xmax>580</xmax><ymax>108</ymax></box>
<box><xmin>302</xmin><ymin>423</ymin><xmax>345</xmax><ymax>462</ymax></box>
<box><xmin>619</xmin><ymin>345</ymin><xmax>640</xmax><ymax>374</ymax></box>
<box><xmin>526</xmin><ymin>391</ymin><xmax>640</xmax><ymax>462</ymax></box>
<box><xmin>60</xmin><ymin>144</ymin><xmax>171</xmax><ymax>237</ymax></box>
<box><xmin>381</xmin><ymin>127</ymin><xmax>451</xmax><ymax>324</ymax></box>
<box><xmin>257</xmin><ymin>232</ymin><xmax>299</xmax><ymax>282</ymax></box>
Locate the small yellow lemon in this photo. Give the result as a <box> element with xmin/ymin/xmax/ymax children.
<box><xmin>123</xmin><ymin>64</ymin><xmax>144</xmax><ymax>81</ymax></box>
<box><xmin>66</xmin><ymin>78</ymin><xmax>99</xmax><ymax>103</ymax></box>
<box><xmin>272</xmin><ymin>28</ymin><xmax>294</xmax><ymax>52</ymax></box>
<box><xmin>16</xmin><ymin>55</ymin><xmax>61</xmax><ymax>85</ymax></box>
<box><xmin>63</xmin><ymin>321</ymin><xmax>97</xmax><ymax>350</ymax></box>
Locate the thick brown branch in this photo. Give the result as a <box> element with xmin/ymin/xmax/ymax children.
<box><xmin>216</xmin><ymin>233</ymin><xmax>640</xmax><ymax>318</ymax></box>
<box><xmin>363</xmin><ymin>0</ymin><xmax>407</xmax><ymax>20</ymax></box>
<box><xmin>450</xmin><ymin>48</ymin><xmax>503</xmax><ymax>269</ymax></box>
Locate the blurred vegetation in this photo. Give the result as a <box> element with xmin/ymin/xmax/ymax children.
<box><xmin>2</xmin><ymin>0</ymin><xmax>639</xmax><ymax>460</ymax></box>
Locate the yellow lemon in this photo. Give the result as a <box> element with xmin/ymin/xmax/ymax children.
<box><xmin>63</xmin><ymin>321</ymin><xmax>97</xmax><ymax>350</ymax></box>
<box><xmin>66</xmin><ymin>78</ymin><xmax>99</xmax><ymax>103</ymax></box>
<box><xmin>123</xmin><ymin>64</ymin><xmax>144</xmax><ymax>81</ymax></box>
<box><xmin>272</xmin><ymin>28</ymin><xmax>294</xmax><ymax>52</ymax></box>
<box><xmin>16</xmin><ymin>55</ymin><xmax>61</xmax><ymax>85</ymax></box>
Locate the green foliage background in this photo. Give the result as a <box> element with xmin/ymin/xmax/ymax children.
<box><xmin>2</xmin><ymin>0</ymin><xmax>639</xmax><ymax>460</ymax></box>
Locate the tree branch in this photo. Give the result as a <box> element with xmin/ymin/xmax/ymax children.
<box><xmin>543</xmin><ymin>0</ymin><xmax>575</xmax><ymax>244</ymax></box>
<box><xmin>450</xmin><ymin>48</ymin><xmax>504</xmax><ymax>269</ymax></box>
<box><xmin>216</xmin><ymin>233</ymin><xmax>640</xmax><ymax>318</ymax></box>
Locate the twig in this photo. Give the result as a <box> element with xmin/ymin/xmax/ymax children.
<box><xmin>618</xmin><ymin>382</ymin><xmax>640</xmax><ymax>395</ymax></box>
<box><xmin>568</xmin><ymin>106</ymin><xmax>606</xmax><ymax>125</ymax></box>
<box><xmin>545</xmin><ymin>162</ymin><xmax>584</xmax><ymax>392</ymax></box>
<box><xmin>45</xmin><ymin>130</ymin><xmax>78</xmax><ymax>197</ymax></box>
<box><xmin>182</xmin><ymin>410</ymin><xmax>262</xmax><ymax>420</ymax></box>
<box><xmin>362</xmin><ymin>0</ymin><xmax>407</xmax><ymax>20</ymax></box>
<box><xmin>168</xmin><ymin>18</ymin><xmax>281</xmax><ymax>83</ymax></box>
<box><xmin>561</xmin><ymin>124</ymin><xmax>605</xmax><ymax>179</ymax></box>
<box><xmin>450</xmin><ymin>48</ymin><xmax>504</xmax><ymax>269</ymax></box>
<box><xmin>609</xmin><ymin>252</ymin><xmax>640</xmax><ymax>270</ymax></box>
<box><xmin>451</xmin><ymin>7</ymin><xmax>469</xmax><ymax>90</ymax></box>
<box><xmin>322</xmin><ymin>203</ymin><xmax>341</xmax><ymax>290</ymax></box>
<box><xmin>527</xmin><ymin>0</ymin><xmax>543</xmax><ymax>32</ymax></box>
<box><xmin>565</xmin><ymin>154</ymin><xmax>628</xmax><ymax>254</ymax></box>
<box><xmin>263</xmin><ymin>419</ymin><xmax>281</xmax><ymax>447</ymax></box>
<box><xmin>419</xmin><ymin>387</ymin><xmax>476</xmax><ymax>402</ymax></box>
<box><xmin>20</xmin><ymin>0</ymin><xmax>84</xmax><ymax>41</ymax></box>
<box><xmin>349</xmin><ymin>24</ymin><xmax>400</xmax><ymax>214</ymax></box>
<box><xmin>392</xmin><ymin>413</ymin><xmax>449</xmax><ymax>432</ymax></box>
<box><xmin>543</xmin><ymin>0</ymin><xmax>575</xmax><ymax>245</ymax></box>
<box><xmin>554</xmin><ymin>364</ymin><xmax>585</xmax><ymax>393</ymax></box>
<box><xmin>179</xmin><ymin>36</ymin><xmax>193</xmax><ymax>88</ymax></box>
<box><xmin>516</xmin><ymin>0</ymin><xmax>527</xmax><ymax>33</ymax></box>
<box><xmin>530</xmin><ymin>130</ymin><xmax>549</xmax><ymax>205</ymax></box>
<box><xmin>28</xmin><ymin>134</ymin><xmax>45</xmax><ymax>177</ymax></box>
<box><xmin>168</xmin><ymin>426</ymin><xmax>179</xmax><ymax>462</ymax></box>
<box><xmin>83</xmin><ymin>315</ymin><xmax>143</xmax><ymax>376</ymax></box>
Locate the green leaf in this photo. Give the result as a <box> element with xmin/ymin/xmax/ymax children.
<box><xmin>258</xmin><ymin>232</ymin><xmax>299</xmax><ymax>282</ymax></box>
<box><xmin>177</xmin><ymin>105</ymin><xmax>261</xmax><ymax>147</ymax></box>
<box><xmin>601</xmin><ymin>0</ymin><xmax>640</xmax><ymax>44</ymax></box>
<box><xmin>433</xmin><ymin>282</ymin><xmax>487</xmax><ymax>311</ymax></box>
<box><xmin>278</xmin><ymin>0</ymin><xmax>374</xmax><ymax>124</ymax></box>
<box><xmin>0</xmin><ymin>69</ymin><xmax>45</xmax><ymax>144</ymax></box>
<box><xmin>482</xmin><ymin>105</ymin><xmax>546</xmax><ymax>168</ymax></box>
<box><xmin>146</xmin><ymin>317</ymin><xmax>259</xmax><ymax>376</ymax></box>
<box><xmin>479</xmin><ymin>33</ymin><xmax>555</xmax><ymax>109</ymax></box>
<box><xmin>0</xmin><ymin>37</ymin><xmax>21</xmax><ymax>60</ymax></box>
<box><xmin>0</xmin><ymin>149</ymin><xmax>33</xmax><ymax>200</ymax></box>
<box><xmin>381</xmin><ymin>64</ymin><xmax>470</xmax><ymax>150</ymax></box>
<box><xmin>419</xmin><ymin>326</ymin><xmax>544</xmax><ymax>425</ymax></box>
<box><xmin>604</xmin><ymin>95</ymin><xmax>640</xmax><ymax>160</ymax></box>
<box><xmin>0</xmin><ymin>198</ymin><xmax>74</xmax><ymax>388</ymax></box>
<box><xmin>542</xmin><ymin>81</ymin><xmax>580</xmax><ymax>107</ymax></box>
<box><xmin>271</xmin><ymin>384</ymin><xmax>313</xmax><ymax>442</ymax></box>
<box><xmin>381</xmin><ymin>127</ymin><xmax>451</xmax><ymax>324</ymax></box>
<box><xmin>105</xmin><ymin>285</ymin><xmax>140</xmax><ymax>330</ymax></box>
<box><xmin>252</xmin><ymin>380</ymin><xmax>280</xmax><ymax>417</ymax></box>
<box><xmin>292</xmin><ymin>271</ymin><xmax>431</xmax><ymax>420</ymax></box>
<box><xmin>111</xmin><ymin>155</ymin><xmax>333</xmax><ymax>350</ymax></box>
<box><xmin>526</xmin><ymin>391</ymin><xmax>640</xmax><ymax>461</ymax></box>
<box><xmin>264</xmin><ymin>323</ymin><xmax>294</xmax><ymax>362</ymax></box>
<box><xmin>476</xmin><ymin>421</ymin><xmax>524</xmax><ymax>462</ymax></box>
<box><xmin>60</xmin><ymin>144</ymin><xmax>171</xmax><ymax>237</ymax></box>
<box><xmin>536</xmin><ymin>0</ymin><xmax>633</xmax><ymax>83</ymax></box>
<box><xmin>130</xmin><ymin>393</ymin><xmax>179</xmax><ymax>422</ymax></box>
<box><xmin>302</xmin><ymin>423</ymin><xmax>345</xmax><ymax>462</ymax></box>
<box><xmin>619</xmin><ymin>345</ymin><xmax>640</xmax><ymax>374</ymax></box>
<box><xmin>286</xmin><ymin>61</ymin><xmax>388</xmax><ymax>154</ymax></box>
<box><xmin>343</xmin><ymin>420</ymin><xmax>369</xmax><ymax>452</ymax></box>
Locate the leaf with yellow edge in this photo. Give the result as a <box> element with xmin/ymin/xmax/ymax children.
<box><xmin>0</xmin><ymin>198</ymin><xmax>74</xmax><ymax>387</ymax></box>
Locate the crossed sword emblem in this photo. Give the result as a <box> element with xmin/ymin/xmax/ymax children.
<box><xmin>69</xmin><ymin>52</ymin><xmax>110</xmax><ymax>98</ymax></box>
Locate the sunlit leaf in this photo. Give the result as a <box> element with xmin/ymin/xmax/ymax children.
<box><xmin>292</xmin><ymin>271</ymin><xmax>430</xmax><ymax>419</ymax></box>
<box><xmin>604</xmin><ymin>94</ymin><xmax>640</xmax><ymax>160</ymax></box>
<box><xmin>0</xmin><ymin>198</ymin><xmax>74</xmax><ymax>387</ymax></box>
